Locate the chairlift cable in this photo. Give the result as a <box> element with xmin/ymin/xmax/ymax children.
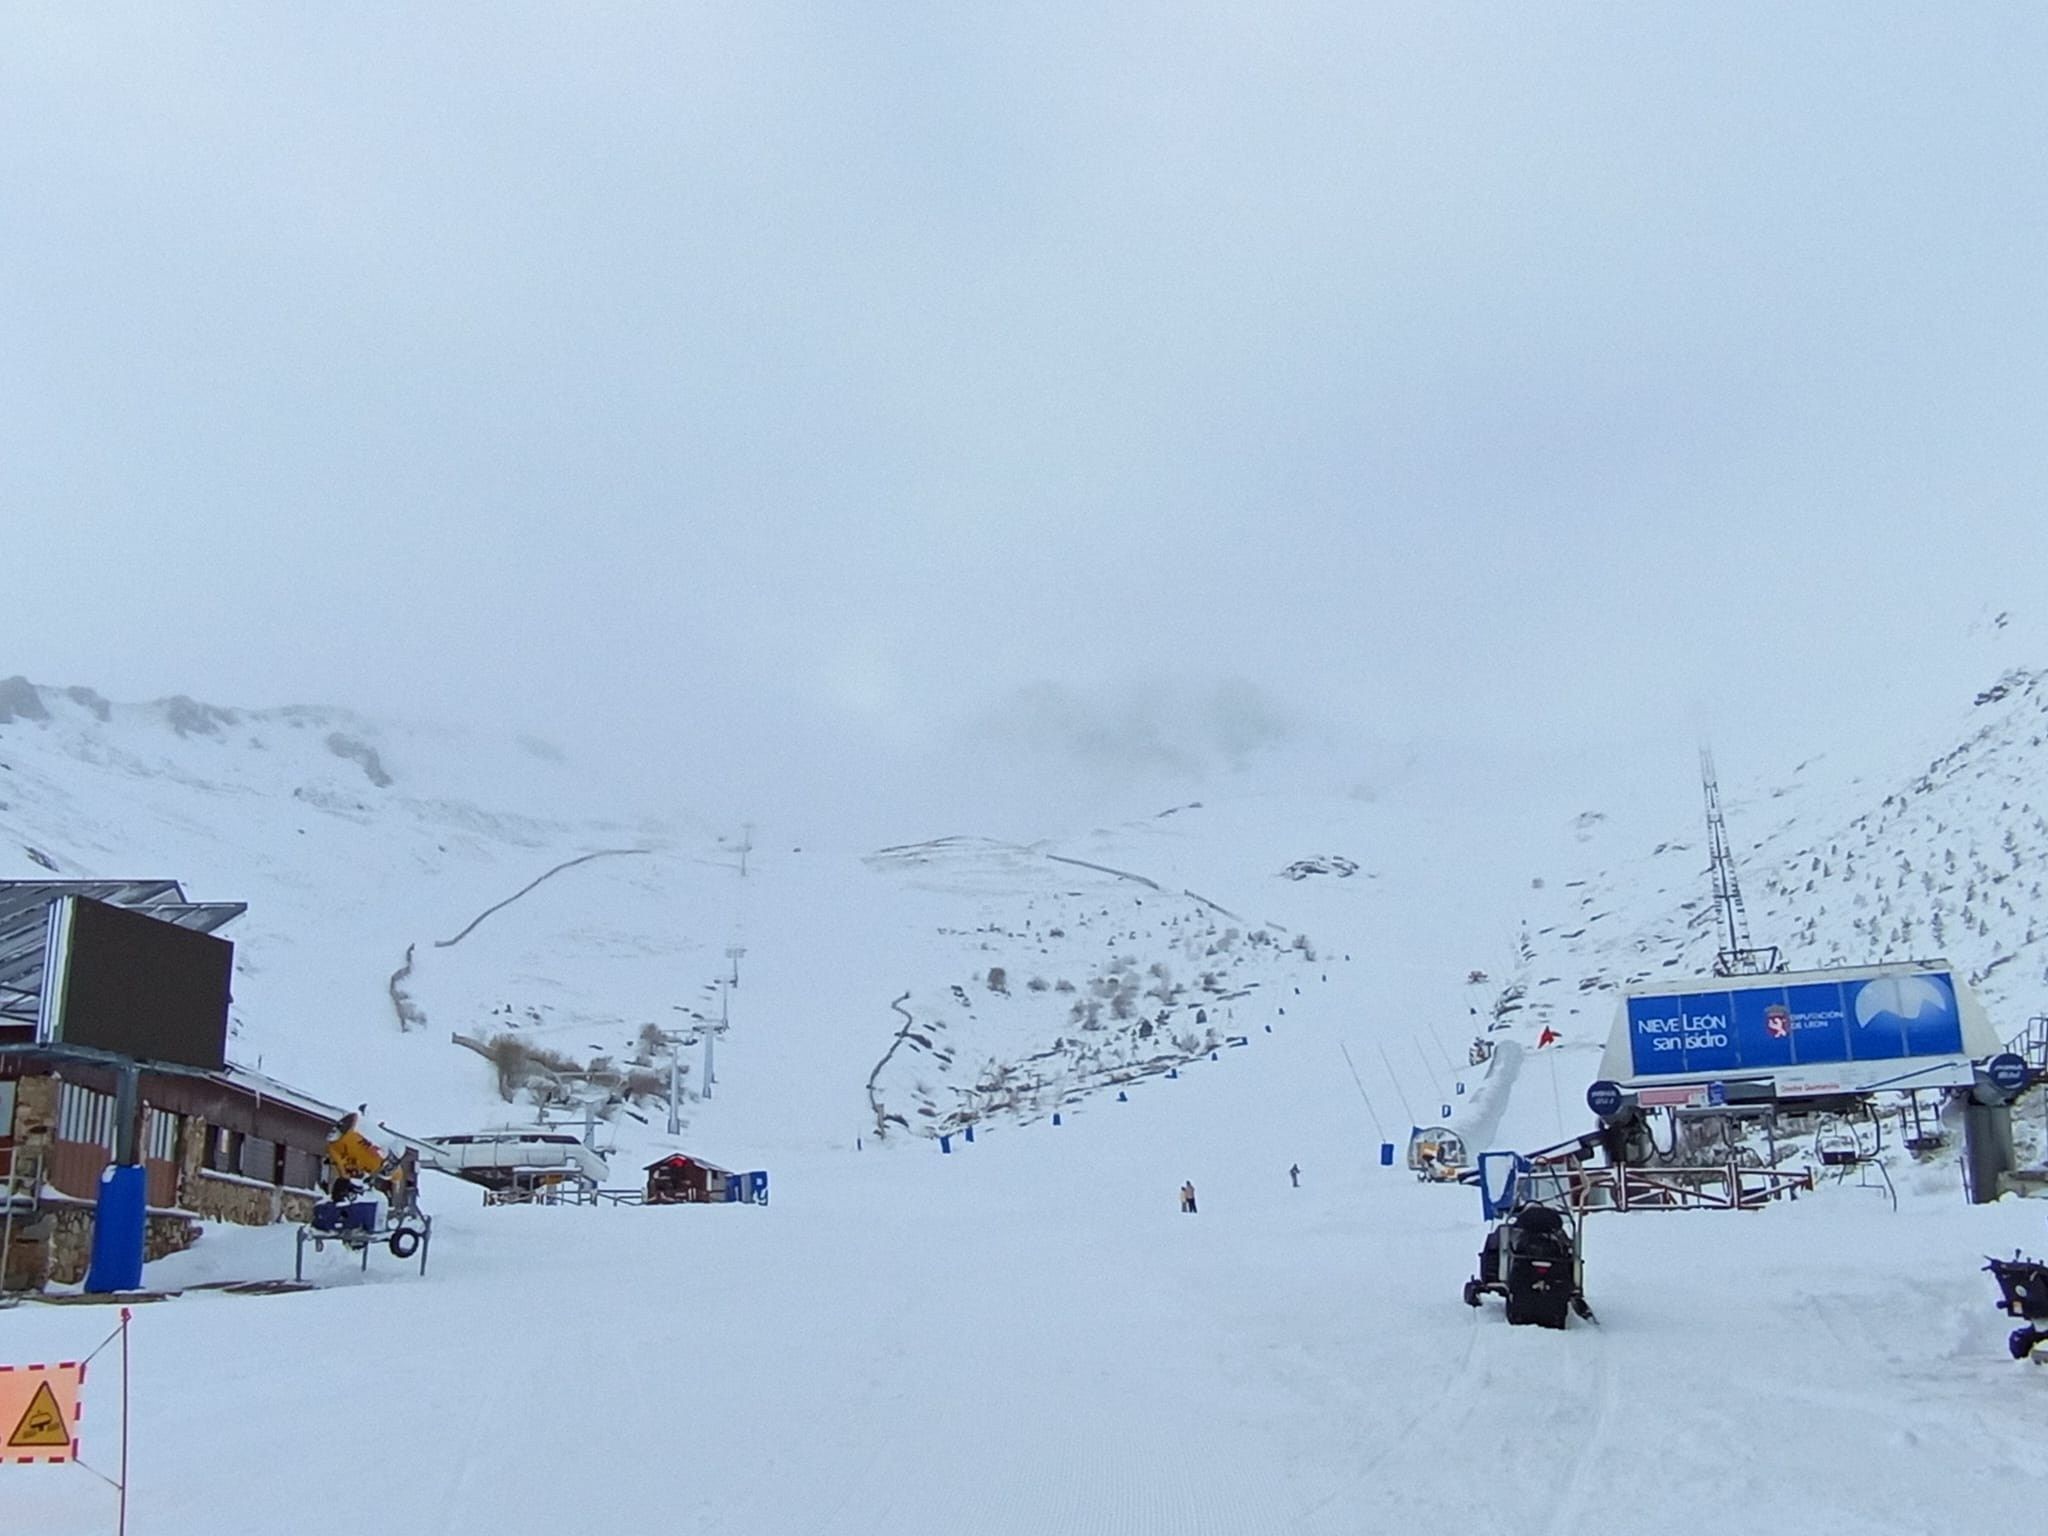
<box><xmin>1411</xmin><ymin>1038</ymin><xmax>1445</xmax><ymax>1104</ymax></box>
<box><xmin>1335</xmin><ymin>1041</ymin><xmax>1386</xmax><ymax>1139</ymax></box>
<box><xmin>1374</xmin><ymin>1040</ymin><xmax>1417</xmax><ymax>1124</ymax></box>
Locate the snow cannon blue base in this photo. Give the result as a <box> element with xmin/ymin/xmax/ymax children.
<box><xmin>311</xmin><ymin>1199</ymin><xmax>381</xmax><ymax>1234</ymax></box>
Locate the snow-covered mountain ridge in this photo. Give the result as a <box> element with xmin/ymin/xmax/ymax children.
<box><xmin>5</xmin><ymin>663</ymin><xmax>2048</xmax><ymax>1172</ymax></box>
<box><xmin>1513</xmin><ymin>665</ymin><xmax>2048</xmax><ymax>1063</ymax></box>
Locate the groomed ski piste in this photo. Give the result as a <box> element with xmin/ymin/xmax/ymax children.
<box><xmin>5</xmin><ymin>676</ymin><xmax>2048</xmax><ymax>1535</ymax></box>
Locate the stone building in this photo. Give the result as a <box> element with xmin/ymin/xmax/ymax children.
<box><xmin>1</xmin><ymin>1048</ymin><xmax>344</xmax><ymax>1288</ymax></box>
<box><xmin>0</xmin><ymin>878</ymin><xmax>350</xmax><ymax>1291</ymax></box>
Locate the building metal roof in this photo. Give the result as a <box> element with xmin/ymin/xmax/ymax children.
<box><xmin>0</xmin><ymin>880</ymin><xmax>247</xmax><ymax>1024</ymax></box>
<box><xmin>644</xmin><ymin>1154</ymin><xmax>735</xmax><ymax>1174</ymax></box>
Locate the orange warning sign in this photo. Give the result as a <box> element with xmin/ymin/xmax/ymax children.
<box><xmin>0</xmin><ymin>1361</ymin><xmax>83</xmax><ymax>1464</ymax></box>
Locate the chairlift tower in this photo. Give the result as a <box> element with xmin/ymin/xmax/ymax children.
<box><xmin>694</xmin><ymin>981</ymin><xmax>731</xmax><ymax>1101</ymax></box>
<box><xmin>654</xmin><ymin>1027</ymin><xmax>694</xmax><ymax>1137</ymax></box>
<box><xmin>1701</xmin><ymin>748</ymin><xmax>1783</xmax><ymax>977</ymax></box>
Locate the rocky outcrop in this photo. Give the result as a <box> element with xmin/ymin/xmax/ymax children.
<box><xmin>160</xmin><ymin>695</ymin><xmax>241</xmax><ymax>737</ymax></box>
<box><xmin>0</xmin><ymin>675</ymin><xmax>49</xmax><ymax>723</ymax></box>
<box><xmin>325</xmin><ymin>731</ymin><xmax>394</xmax><ymax>787</ymax></box>
<box><xmin>63</xmin><ymin>686</ymin><xmax>111</xmax><ymax>720</ymax></box>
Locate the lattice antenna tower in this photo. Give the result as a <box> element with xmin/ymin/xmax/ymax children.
<box><xmin>1701</xmin><ymin>748</ymin><xmax>1782</xmax><ymax>977</ymax></box>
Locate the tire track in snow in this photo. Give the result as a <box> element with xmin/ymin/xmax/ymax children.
<box><xmin>391</xmin><ymin>845</ymin><xmax>651</xmax><ymax>1032</ymax></box>
<box><xmin>1039</xmin><ymin>850</ymin><xmax>1245</xmax><ymax>922</ymax></box>
<box><xmin>431</xmin><ymin>846</ymin><xmax>651</xmax><ymax>948</ymax></box>
<box><xmin>1537</xmin><ymin>1324</ymin><xmax>1617</xmax><ymax>1536</ymax></box>
<box><xmin>865</xmin><ymin>991</ymin><xmax>918</xmax><ymax>1139</ymax></box>
<box><xmin>1314</xmin><ymin>1304</ymin><xmax>1485</xmax><ymax>1505</ymax></box>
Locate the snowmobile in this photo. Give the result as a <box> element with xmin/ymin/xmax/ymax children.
<box><xmin>1984</xmin><ymin>1251</ymin><xmax>2048</xmax><ymax>1361</ymax></box>
<box><xmin>1463</xmin><ymin>1202</ymin><xmax>1594</xmax><ymax>1329</ymax></box>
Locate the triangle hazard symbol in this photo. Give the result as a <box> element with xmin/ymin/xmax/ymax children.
<box><xmin>7</xmin><ymin>1381</ymin><xmax>71</xmax><ymax>1449</ymax></box>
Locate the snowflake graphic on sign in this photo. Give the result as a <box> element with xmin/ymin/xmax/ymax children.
<box><xmin>1852</xmin><ymin>975</ymin><xmax>1949</xmax><ymax>1028</ymax></box>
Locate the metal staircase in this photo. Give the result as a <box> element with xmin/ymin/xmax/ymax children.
<box><xmin>2008</xmin><ymin>1016</ymin><xmax>2048</xmax><ymax>1076</ymax></box>
<box><xmin>0</xmin><ymin>1146</ymin><xmax>44</xmax><ymax>1303</ymax></box>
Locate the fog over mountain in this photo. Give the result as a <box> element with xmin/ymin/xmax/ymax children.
<box><xmin>12</xmin><ymin>14</ymin><xmax>2048</xmax><ymax>1533</ymax></box>
<box><xmin>7</xmin><ymin>6</ymin><xmax>2048</xmax><ymax>826</ymax></box>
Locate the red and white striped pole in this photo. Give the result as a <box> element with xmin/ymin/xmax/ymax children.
<box><xmin>117</xmin><ymin>1306</ymin><xmax>130</xmax><ymax>1536</ymax></box>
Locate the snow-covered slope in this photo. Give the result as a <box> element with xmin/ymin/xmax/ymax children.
<box><xmin>0</xmin><ymin>676</ymin><xmax>1563</xmax><ymax>1161</ymax></box>
<box><xmin>11</xmin><ymin>663</ymin><xmax>2048</xmax><ymax>1163</ymax></box>
<box><xmin>9</xmin><ymin>669</ymin><xmax>2048</xmax><ymax>1536</ymax></box>
<box><xmin>0</xmin><ymin>687</ymin><xmax>672</xmax><ymax>1151</ymax></box>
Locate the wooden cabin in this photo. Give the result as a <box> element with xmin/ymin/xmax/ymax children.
<box><xmin>644</xmin><ymin>1154</ymin><xmax>734</xmax><ymax>1204</ymax></box>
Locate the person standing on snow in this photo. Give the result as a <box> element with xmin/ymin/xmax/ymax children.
<box><xmin>1180</xmin><ymin>1180</ymin><xmax>1198</xmax><ymax>1214</ymax></box>
<box><xmin>1289</xmin><ymin>1163</ymin><xmax>1300</xmax><ymax>1188</ymax></box>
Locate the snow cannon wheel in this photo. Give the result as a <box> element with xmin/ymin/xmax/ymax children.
<box><xmin>2008</xmin><ymin>1326</ymin><xmax>2043</xmax><ymax>1361</ymax></box>
<box><xmin>388</xmin><ymin>1226</ymin><xmax>423</xmax><ymax>1260</ymax></box>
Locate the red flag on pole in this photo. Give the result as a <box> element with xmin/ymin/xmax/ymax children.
<box><xmin>1536</xmin><ymin>1026</ymin><xmax>1560</xmax><ymax>1048</ymax></box>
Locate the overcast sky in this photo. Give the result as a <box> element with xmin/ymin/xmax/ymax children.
<box><xmin>5</xmin><ymin>6</ymin><xmax>2046</xmax><ymax>819</ymax></box>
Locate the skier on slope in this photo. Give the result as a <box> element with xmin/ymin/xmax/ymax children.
<box><xmin>1289</xmin><ymin>1163</ymin><xmax>1300</xmax><ymax>1188</ymax></box>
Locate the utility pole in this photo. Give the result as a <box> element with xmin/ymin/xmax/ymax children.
<box><xmin>738</xmin><ymin>823</ymin><xmax>754</xmax><ymax>877</ymax></box>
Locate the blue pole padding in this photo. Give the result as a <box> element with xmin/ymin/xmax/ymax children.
<box><xmin>86</xmin><ymin>1163</ymin><xmax>148</xmax><ymax>1293</ymax></box>
<box><xmin>1379</xmin><ymin>1142</ymin><xmax>1395</xmax><ymax>1167</ymax></box>
<box><xmin>1116</xmin><ymin>1090</ymin><xmax>1128</xmax><ymax>1103</ymax></box>
<box><xmin>939</xmin><ymin>1134</ymin><xmax>952</xmax><ymax>1154</ymax></box>
<box><xmin>964</xmin><ymin>1125</ymin><xmax>974</xmax><ymax>1143</ymax></box>
<box><xmin>1052</xmin><ymin>1112</ymin><xmax>1062</xmax><ymax>1126</ymax></box>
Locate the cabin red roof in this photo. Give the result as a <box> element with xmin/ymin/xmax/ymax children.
<box><xmin>644</xmin><ymin>1154</ymin><xmax>733</xmax><ymax>1174</ymax></box>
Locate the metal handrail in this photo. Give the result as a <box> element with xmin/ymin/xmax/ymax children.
<box><xmin>2011</xmin><ymin>1016</ymin><xmax>2048</xmax><ymax>1072</ymax></box>
<box><xmin>1559</xmin><ymin>1160</ymin><xmax>1815</xmax><ymax>1213</ymax></box>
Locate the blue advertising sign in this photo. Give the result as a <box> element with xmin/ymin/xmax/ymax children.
<box><xmin>1626</xmin><ymin>971</ymin><xmax>1963</xmax><ymax>1080</ymax></box>
<box><xmin>1586</xmin><ymin>1080</ymin><xmax>1625</xmax><ymax>1118</ymax></box>
<box><xmin>1986</xmin><ymin>1053</ymin><xmax>2029</xmax><ymax>1094</ymax></box>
